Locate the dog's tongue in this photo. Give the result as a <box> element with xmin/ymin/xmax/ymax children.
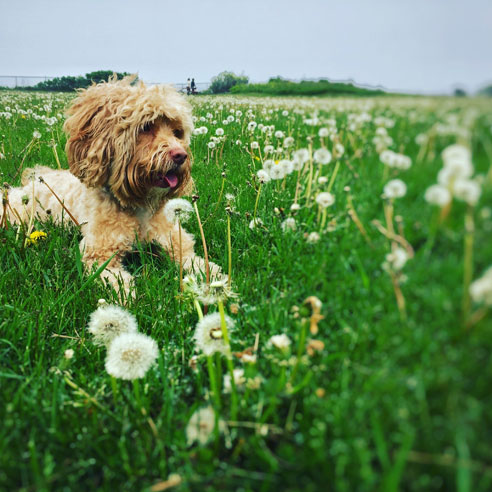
<box><xmin>155</xmin><ymin>172</ymin><xmax>178</xmax><ymax>189</ymax></box>
<box><xmin>164</xmin><ymin>172</ymin><xmax>178</xmax><ymax>189</ymax></box>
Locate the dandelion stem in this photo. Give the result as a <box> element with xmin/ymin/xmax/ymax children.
<box><xmin>294</xmin><ymin>168</ymin><xmax>302</xmax><ymax>204</ymax></box>
<box><xmin>227</xmin><ymin>213</ymin><xmax>232</xmax><ymax>288</ymax></box>
<box><xmin>327</xmin><ymin>160</ymin><xmax>341</xmax><ymax>193</ymax></box>
<box><xmin>462</xmin><ymin>205</ymin><xmax>475</xmax><ymax>325</ymax></box>
<box><xmin>110</xmin><ymin>376</ymin><xmax>118</xmax><ymax>405</ymax></box>
<box><xmin>24</xmin><ymin>179</ymin><xmax>36</xmax><ymax>248</ymax></box>
<box><xmin>320</xmin><ymin>209</ymin><xmax>327</xmax><ymax>231</ymax></box>
<box><xmin>390</xmin><ymin>271</ymin><xmax>407</xmax><ymax>321</ymax></box>
<box><xmin>133</xmin><ymin>379</ymin><xmax>143</xmax><ymax>409</ymax></box>
<box><xmin>193</xmin><ymin>200</ymin><xmax>210</xmax><ymax>285</ymax></box>
<box><xmin>178</xmin><ymin>220</ymin><xmax>183</xmax><ymax>292</ymax></box>
<box><xmin>207</xmin><ymin>356</ymin><xmax>221</xmax><ymax>410</ymax></box>
<box><xmin>194</xmin><ymin>299</ymin><xmax>204</xmax><ymax>320</ymax></box>
<box><xmin>290</xmin><ymin>319</ymin><xmax>308</xmax><ymax>383</ymax></box>
<box><xmin>51</xmin><ymin>140</ymin><xmax>62</xmax><ymax>169</ymax></box>
<box><xmin>218</xmin><ymin>300</ymin><xmax>238</xmax><ymax>420</ymax></box>
<box><xmin>38</xmin><ymin>177</ymin><xmax>80</xmax><ymax>226</ymax></box>
<box><xmin>204</xmin><ymin>175</ymin><xmax>225</xmax><ymax>225</ymax></box>
<box><xmin>305</xmin><ymin>160</ymin><xmax>314</xmax><ymax>202</ymax></box>
<box><xmin>253</xmin><ymin>183</ymin><xmax>262</xmax><ymax>220</ymax></box>
<box><xmin>423</xmin><ymin>208</ymin><xmax>440</xmax><ymax>257</ymax></box>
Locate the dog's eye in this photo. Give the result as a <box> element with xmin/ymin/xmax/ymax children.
<box><xmin>173</xmin><ymin>128</ymin><xmax>184</xmax><ymax>139</ymax></box>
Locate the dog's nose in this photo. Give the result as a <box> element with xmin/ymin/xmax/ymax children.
<box><xmin>169</xmin><ymin>148</ymin><xmax>188</xmax><ymax>166</ymax></box>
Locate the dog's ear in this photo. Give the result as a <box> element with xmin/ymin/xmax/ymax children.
<box><xmin>64</xmin><ymin>88</ymin><xmax>114</xmax><ymax>187</ymax></box>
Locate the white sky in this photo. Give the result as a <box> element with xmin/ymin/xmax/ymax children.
<box><xmin>1</xmin><ymin>0</ymin><xmax>491</xmax><ymax>94</ymax></box>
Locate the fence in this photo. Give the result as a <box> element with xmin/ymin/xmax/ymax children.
<box><xmin>0</xmin><ymin>75</ymin><xmax>53</xmax><ymax>88</ymax></box>
<box><xmin>0</xmin><ymin>75</ymin><xmax>211</xmax><ymax>93</ymax></box>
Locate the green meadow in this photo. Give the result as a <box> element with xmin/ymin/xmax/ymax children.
<box><xmin>1</xmin><ymin>89</ymin><xmax>492</xmax><ymax>491</ymax></box>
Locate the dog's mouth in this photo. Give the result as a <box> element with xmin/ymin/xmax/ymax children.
<box><xmin>153</xmin><ymin>171</ymin><xmax>179</xmax><ymax>190</ymax></box>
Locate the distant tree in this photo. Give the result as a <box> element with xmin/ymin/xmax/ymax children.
<box><xmin>85</xmin><ymin>71</ymin><xmax>132</xmax><ymax>84</ymax></box>
<box><xmin>26</xmin><ymin>71</ymin><xmax>134</xmax><ymax>92</ymax></box>
<box><xmin>478</xmin><ymin>85</ymin><xmax>492</xmax><ymax>97</ymax></box>
<box><xmin>209</xmin><ymin>71</ymin><xmax>248</xmax><ymax>94</ymax></box>
<box><xmin>454</xmin><ymin>88</ymin><xmax>467</xmax><ymax>97</ymax></box>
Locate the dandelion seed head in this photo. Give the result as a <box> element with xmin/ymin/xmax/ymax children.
<box><xmin>249</xmin><ymin>217</ymin><xmax>264</xmax><ymax>229</ymax></box>
<box><xmin>163</xmin><ymin>198</ymin><xmax>193</xmax><ymax>224</ymax></box>
<box><xmin>306</xmin><ymin>232</ymin><xmax>321</xmax><ymax>244</ymax></box>
<box><xmin>87</xmin><ymin>305</ymin><xmax>138</xmax><ymax>347</ymax></box>
<box><xmin>223</xmin><ymin>368</ymin><xmax>246</xmax><ymax>393</ymax></box>
<box><xmin>193</xmin><ymin>312</ymin><xmax>235</xmax><ymax>357</ymax></box>
<box><xmin>313</xmin><ymin>148</ymin><xmax>332</xmax><ymax>165</ymax></box>
<box><xmin>281</xmin><ymin>217</ymin><xmax>297</xmax><ymax>232</ymax></box>
<box><xmin>383</xmin><ymin>179</ymin><xmax>407</xmax><ymax>199</ymax></box>
<box><xmin>424</xmin><ymin>184</ymin><xmax>452</xmax><ymax>207</ymax></box>
<box><xmin>257</xmin><ymin>169</ymin><xmax>271</xmax><ymax>183</ymax></box>
<box><xmin>384</xmin><ymin>247</ymin><xmax>409</xmax><ymax>271</ymax></box>
<box><xmin>186</xmin><ymin>406</ymin><xmax>225</xmax><ymax>445</ymax></box>
<box><xmin>315</xmin><ymin>192</ymin><xmax>335</xmax><ymax>208</ymax></box>
<box><xmin>453</xmin><ymin>179</ymin><xmax>481</xmax><ymax>206</ymax></box>
<box><xmin>105</xmin><ymin>333</ymin><xmax>158</xmax><ymax>380</ymax></box>
<box><xmin>268</xmin><ymin>334</ymin><xmax>291</xmax><ymax>351</ymax></box>
<box><xmin>470</xmin><ymin>268</ymin><xmax>492</xmax><ymax>306</ymax></box>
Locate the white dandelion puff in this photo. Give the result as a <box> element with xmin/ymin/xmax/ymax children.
<box><xmin>469</xmin><ymin>267</ymin><xmax>492</xmax><ymax>306</ymax></box>
<box><xmin>383</xmin><ymin>179</ymin><xmax>407</xmax><ymax>199</ymax></box>
<box><xmin>163</xmin><ymin>198</ymin><xmax>194</xmax><ymax>224</ymax></box>
<box><xmin>268</xmin><ymin>165</ymin><xmax>285</xmax><ymax>180</ymax></box>
<box><xmin>249</xmin><ymin>217</ymin><xmax>264</xmax><ymax>229</ymax></box>
<box><xmin>384</xmin><ymin>247</ymin><xmax>409</xmax><ymax>271</ymax></box>
<box><xmin>87</xmin><ymin>305</ymin><xmax>138</xmax><ymax>347</ymax></box>
<box><xmin>193</xmin><ymin>312</ymin><xmax>235</xmax><ymax>357</ymax></box>
<box><xmin>257</xmin><ymin>169</ymin><xmax>271</xmax><ymax>183</ymax></box>
<box><xmin>223</xmin><ymin>368</ymin><xmax>246</xmax><ymax>393</ymax></box>
<box><xmin>424</xmin><ymin>185</ymin><xmax>452</xmax><ymax>207</ymax></box>
<box><xmin>186</xmin><ymin>406</ymin><xmax>226</xmax><ymax>445</ymax></box>
<box><xmin>453</xmin><ymin>179</ymin><xmax>481</xmax><ymax>206</ymax></box>
<box><xmin>313</xmin><ymin>148</ymin><xmax>332</xmax><ymax>165</ymax></box>
<box><xmin>105</xmin><ymin>332</ymin><xmax>159</xmax><ymax>380</ymax></box>
<box><xmin>268</xmin><ymin>334</ymin><xmax>291</xmax><ymax>351</ymax></box>
<box><xmin>281</xmin><ymin>217</ymin><xmax>297</xmax><ymax>232</ymax></box>
<box><xmin>315</xmin><ymin>192</ymin><xmax>335</xmax><ymax>208</ymax></box>
<box><xmin>306</xmin><ymin>232</ymin><xmax>321</xmax><ymax>244</ymax></box>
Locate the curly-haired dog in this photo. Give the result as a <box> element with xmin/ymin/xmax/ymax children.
<box><xmin>2</xmin><ymin>77</ymin><xmax>217</xmax><ymax>295</ymax></box>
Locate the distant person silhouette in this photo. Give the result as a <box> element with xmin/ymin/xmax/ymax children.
<box><xmin>191</xmin><ymin>78</ymin><xmax>196</xmax><ymax>94</ymax></box>
<box><xmin>186</xmin><ymin>78</ymin><xmax>191</xmax><ymax>95</ymax></box>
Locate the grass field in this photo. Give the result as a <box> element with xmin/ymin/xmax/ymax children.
<box><xmin>1</xmin><ymin>89</ymin><xmax>492</xmax><ymax>492</ymax></box>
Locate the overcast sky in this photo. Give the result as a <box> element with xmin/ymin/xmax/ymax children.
<box><xmin>1</xmin><ymin>0</ymin><xmax>491</xmax><ymax>94</ymax></box>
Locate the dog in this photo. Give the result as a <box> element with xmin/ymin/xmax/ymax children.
<box><xmin>1</xmin><ymin>77</ymin><xmax>217</xmax><ymax>295</ymax></box>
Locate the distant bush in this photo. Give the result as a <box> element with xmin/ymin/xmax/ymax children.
<box><xmin>478</xmin><ymin>85</ymin><xmax>492</xmax><ymax>97</ymax></box>
<box><xmin>209</xmin><ymin>71</ymin><xmax>249</xmax><ymax>94</ymax></box>
<box><xmin>230</xmin><ymin>78</ymin><xmax>385</xmax><ymax>97</ymax></box>
<box><xmin>23</xmin><ymin>71</ymin><xmax>132</xmax><ymax>92</ymax></box>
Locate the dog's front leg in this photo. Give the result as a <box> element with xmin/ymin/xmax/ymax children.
<box><xmin>80</xmin><ymin>220</ymin><xmax>137</xmax><ymax>298</ymax></box>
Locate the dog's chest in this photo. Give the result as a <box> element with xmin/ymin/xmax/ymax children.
<box><xmin>134</xmin><ymin>208</ymin><xmax>153</xmax><ymax>236</ymax></box>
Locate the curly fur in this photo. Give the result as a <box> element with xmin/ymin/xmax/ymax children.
<box><xmin>1</xmin><ymin>77</ymin><xmax>218</xmax><ymax>296</ymax></box>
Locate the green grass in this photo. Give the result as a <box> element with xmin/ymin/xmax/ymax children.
<box><xmin>1</xmin><ymin>90</ymin><xmax>492</xmax><ymax>491</ymax></box>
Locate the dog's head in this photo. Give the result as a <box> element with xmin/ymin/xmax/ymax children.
<box><xmin>64</xmin><ymin>76</ymin><xmax>194</xmax><ymax>208</ymax></box>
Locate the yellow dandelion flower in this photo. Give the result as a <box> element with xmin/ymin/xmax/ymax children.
<box><xmin>27</xmin><ymin>231</ymin><xmax>47</xmax><ymax>245</ymax></box>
